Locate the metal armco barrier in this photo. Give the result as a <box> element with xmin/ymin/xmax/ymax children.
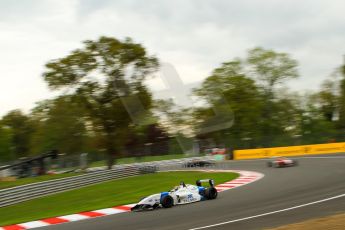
<box><xmin>0</xmin><ymin>156</ymin><xmax>213</xmax><ymax>207</ymax></box>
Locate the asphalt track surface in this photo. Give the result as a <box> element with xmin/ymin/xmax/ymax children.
<box><xmin>39</xmin><ymin>154</ymin><xmax>345</xmax><ymax>230</ymax></box>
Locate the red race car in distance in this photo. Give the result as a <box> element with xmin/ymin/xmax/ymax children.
<box><xmin>267</xmin><ymin>157</ymin><xmax>298</xmax><ymax>168</ymax></box>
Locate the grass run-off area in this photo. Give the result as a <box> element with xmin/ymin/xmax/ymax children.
<box><xmin>0</xmin><ymin>172</ymin><xmax>80</xmax><ymax>190</ymax></box>
<box><xmin>268</xmin><ymin>213</ymin><xmax>345</xmax><ymax>230</ymax></box>
<box><xmin>0</xmin><ymin>171</ymin><xmax>238</xmax><ymax>226</ymax></box>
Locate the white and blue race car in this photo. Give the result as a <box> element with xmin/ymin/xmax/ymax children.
<box><xmin>131</xmin><ymin>179</ymin><xmax>218</xmax><ymax>211</ymax></box>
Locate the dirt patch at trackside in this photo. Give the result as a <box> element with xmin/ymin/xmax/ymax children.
<box><xmin>267</xmin><ymin>213</ymin><xmax>345</xmax><ymax>230</ymax></box>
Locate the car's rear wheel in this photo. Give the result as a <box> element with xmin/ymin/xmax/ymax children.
<box><xmin>267</xmin><ymin>162</ymin><xmax>273</xmax><ymax>167</ymax></box>
<box><xmin>161</xmin><ymin>195</ymin><xmax>174</xmax><ymax>208</ymax></box>
<box><xmin>205</xmin><ymin>187</ymin><xmax>218</xmax><ymax>200</ymax></box>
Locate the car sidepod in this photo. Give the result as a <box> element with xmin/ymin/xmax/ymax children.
<box><xmin>174</xmin><ymin>188</ymin><xmax>197</xmax><ymax>204</ymax></box>
<box><xmin>198</xmin><ymin>186</ymin><xmax>207</xmax><ymax>200</ymax></box>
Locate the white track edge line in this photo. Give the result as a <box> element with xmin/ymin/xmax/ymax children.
<box><xmin>188</xmin><ymin>193</ymin><xmax>345</xmax><ymax>230</ymax></box>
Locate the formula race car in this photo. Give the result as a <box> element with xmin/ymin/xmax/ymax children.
<box><xmin>184</xmin><ymin>160</ymin><xmax>215</xmax><ymax>168</ymax></box>
<box><xmin>131</xmin><ymin>179</ymin><xmax>218</xmax><ymax>211</ymax></box>
<box><xmin>267</xmin><ymin>157</ymin><xmax>298</xmax><ymax>168</ymax></box>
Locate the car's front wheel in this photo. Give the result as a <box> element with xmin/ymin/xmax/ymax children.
<box><xmin>161</xmin><ymin>195</ymin><xmax>174</xmax><ymax>208</ymax></box>
<box><xmin>273</xmin><ymin>162</ymin><xmax>280</xmax><ymax>168</ymax></box>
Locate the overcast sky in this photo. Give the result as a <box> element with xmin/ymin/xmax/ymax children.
<box><xmin>1</xmin><ymin>0</ymin><xmax>345</xmax><ymax>116</ymax></box>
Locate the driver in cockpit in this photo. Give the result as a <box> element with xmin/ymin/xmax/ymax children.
<box><xmin>171</xmin><ymin>181</ymin><xmax>187</xmax><ymax>192</ymax></box>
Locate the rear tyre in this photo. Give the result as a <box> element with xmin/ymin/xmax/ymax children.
<box><xmin>161</xmin><ymin>195</ymin><xmax>174</xmax><ymax>208</ymax></box>
<box><xmin>205</xmin><ymin>187</ymin><xmax>218</xmax><ymax>200</ymax></box>
<box><xmin>293</xmin><ymin>160</ymin><xmax>298</xmax><ymax>166</ymax></box>
<box><xmin>267</xmin><ymin>162</ymin><xmax>273</xmax><ymax>167</ymax></box>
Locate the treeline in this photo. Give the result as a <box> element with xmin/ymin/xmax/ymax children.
<box><xmin>0</xmin><ymin>100</ymin><xmax>175</xmax><ymax>163</ymax></box>
<box><xmin>1</xmin><ymin>36</ymin><xmax>345</xmax><ymax>166</ymax></box>
<box><xmin>191</xmin><ymin>49</ymin><xmax>345</xmax><ymax>150</ymax></box>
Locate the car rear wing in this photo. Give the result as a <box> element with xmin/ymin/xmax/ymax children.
<box><xmin>196</xmin><ymin>179</ymin><xmax>215</xmax><ymax>187</ymax></box>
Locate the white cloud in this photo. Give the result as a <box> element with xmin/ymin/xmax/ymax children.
<box><xmin>0</xmin><ymin>0</ymin><xmax>345</xmax><ymax>116</ymax></box>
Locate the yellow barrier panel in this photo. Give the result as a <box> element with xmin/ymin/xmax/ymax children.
<box><xmin>234</xmin><ymin>142</ymin><xmax>345</xmax><ymax>160</ymax></box>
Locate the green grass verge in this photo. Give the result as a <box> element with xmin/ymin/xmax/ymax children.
<box><xmin>0</xmin><ymin>171</ymin><xmax>238</xmax><ymax>226</ymax></box>
<box><xmin>0</xmin><ymin>172</ymin><xmax>81</xmax><ymax>190</ymax></box>
<box><xmin>89</xmin><ymin>154</ymin><xmax>188</xmax><ymax>168</ymax></box>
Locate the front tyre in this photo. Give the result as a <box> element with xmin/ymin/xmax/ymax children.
<box><xmin>161</xmin><ymin>195</ymin><xmax>174</xmax><ymax>208</ymax></box>
<box><xmin>273</xmin><ymin>162</ymin><xmax>280</xmax><ymax>168</ymax></box>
